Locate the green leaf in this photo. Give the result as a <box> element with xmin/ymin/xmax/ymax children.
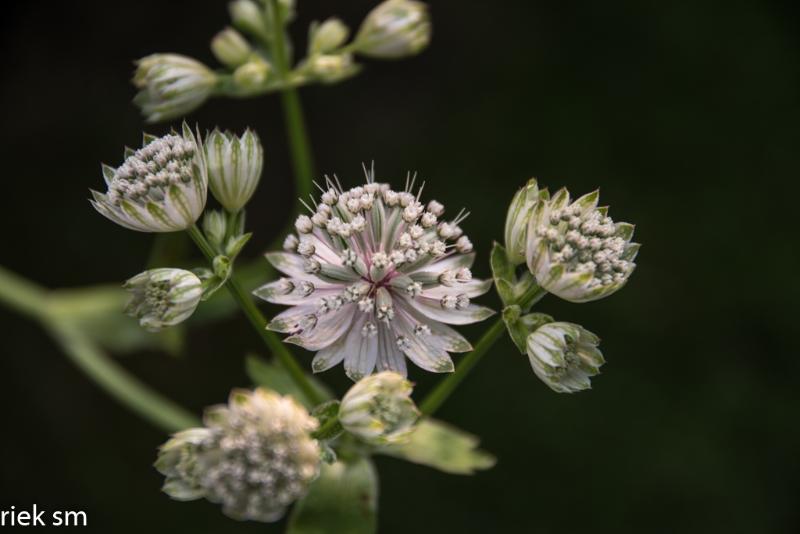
<box><xmin>376</xmin><ymin>418</ymin><xmax>496</xmax><ymax>475</ymax></box>
<box><xmin>287</xmin><ymin>458</ymin><xmax>378</xmax><ymax>534</ymax></box>
<box><xmin>311</xmin><ymin>400</ymin><xmax>343</xmax><ymax>440</ymax></box>
<box><xmin>503</xmin><ymin>306</ymin><xmax>553</xmax><ymax>354</ymax></box>
<box><xmin>245</xmin><ymin>354</ymin><xmax>332</xmax><ymax>408</ymax></box>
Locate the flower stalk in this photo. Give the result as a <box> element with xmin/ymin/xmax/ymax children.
<box><xmin>186</xmin><ymin>224</ymin><xmax>323</xmax><ymax>406</ymax></box>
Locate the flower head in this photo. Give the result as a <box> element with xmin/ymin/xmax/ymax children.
<box><xmin>526</xmin><ymin>322</ymin><xmax>604</xmax><ymax>393</ymax></box>
<box><xmin>354</xmin><ymin>0</ymin><xmax>431</xmax><ymax>59</ymax></box>
<box><xmin>90</xmin><ymin>126</ymin><xmax>207</xmax><ymax>232</ymax></box>
<box><xmin>123</xmin><ymin>268</ymin><xmax>203</xmax><ymax>331</ymax></box>
<box><xmin>156</xmin><ymin>388</ymin><xmax>321</xmax><ymax>522</ymax></box>
<box><xmin>133</xmin><ymin>54</ymin><xmax>217</xmax><ymax>123</ymax></box>
<box><xmin>525</xmin><ymin>188</ymin><xmax>639</xmax><ymax>302</ymax></box>
<box><xmin>339</xmin><ymin>371</ymin><xmax>419</xmax><ymax>444</ymax></box>
<box><xmin>254</xmin><ymin>167</ymin><xmax>494</xmax><ymax>380</ymax></box>
<box><xmin>205</xmin><ymin>128</ymin><xmax>264</xmax><ymax>212</ymax></box>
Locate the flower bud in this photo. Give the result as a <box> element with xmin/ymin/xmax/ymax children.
<box><xmin>156</xmin><ymin>388</ymin><xmax>321</xmax><ymax>522</ymax></box>
<box><xmin>124</xmin><ymin>268</ymin><xmax>203</xmax><ymax>331</ymax></box>
<box><xmin>504</xmin><ymin>178</ymin><xmax>540</xmax><ymax>265</ymax></box>
<box><xmin>306</xmin><ymin>53</ymin><xmax>358</xmax><ymax>83</ymax></box>
<box><xmin>310</xmin><ymin>18</ymin><xmax>350</xmax><ymax>54</ymax></box>
<box><xmin>90</xmin><ymin>126</ymin><xmax>208</xmax><ymax>232</ymax></box>
<box><xmin>525</xmin><ymin>188</ymin><xmax>639</xmax><ymax>302</ymax></box>
<box><xmin>204</xmin><ymin>128</ymin><xmax>264</xmax><ymax>211</ymax></box>
<box><xmin>526</xmin><ymin>322</ymin><xmax>604</xmax><ymax>393</ymax></box>
<box><xmin>233</xmin><ymin>59</ymin><xmax>272</xmax><ymax>92</ymax></box>
<box><xmin>339</xmin><ymin>371</ymin><xmax>419</xmax><ymax>444</ymax></box>
<box><xmin>133</xmin><ymin>54</ymin><xmax>217</xmax><ymax>123</ymax></box>
<box><xmin>354</xmin><ymin>0</ymin><xmax>431</xmax><ymax>59</ymax></box>
<box><xmin>228</xmin><ymin>0</ymin><xmax>268</xmax><ymax>40</ymax></box>
<box><xmin>211</xmin><ymin>27</ymin><xmax>252</xmax><ymax>68</ymax></box>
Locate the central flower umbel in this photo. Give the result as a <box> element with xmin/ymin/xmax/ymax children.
<box><xmin>255</xmin><ymin>168</ymin><xmax>494</xmax><ymax>380</ymax></box>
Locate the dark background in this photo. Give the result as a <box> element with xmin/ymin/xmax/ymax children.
<box><xmin>1</xmin><ymin>0</ymin><xmax>798</xmax><ymax>532</ymax></box>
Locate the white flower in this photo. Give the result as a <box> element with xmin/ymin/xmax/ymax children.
<box><xmin>526</xmin><ymin>322</ymin><xmax>604</xmax><ymax>393</ymax></box>
<box><xmin>205</xmin><ymin>128</ymin><xmax>264</xmax><ymax>212</ymax></box>
<box><xmin>504</xmin><ymin>178</ymin><xmax>540</xmax><ymax>265</ymax></box>
<box><xmin>254</xmin><ymin>168</ymin><xmax>494</xmax><ymax>380</ymax></box>
<box><xmin>123</xmin><ymin>268</ymin><xmax>203</xmax><ymax>331</ymax></box>
<box><xmin>354</xmin><ymin>0</ymin><xmax>431</xmax><ymax>59</ymax></box>
<box><xmin>90</xmin><ymin>126</ymin><xmax>208</xmax><ymax>232</ymax></box>
<box><xmin>525</xmin><ymin>187</ymin><xmax>639</xmax><ymax>302</ymax></box>
<box><xmin>339</xmin><ymin>371</ymin><xmax>419</xmax><ymax>444</ymax></box>
<box><xmin>133</xmin><ymin>54</ymin><xmax>217</xmax><ymax>123</ymax></box>
<box><xmin>156</xmin><ymin>388</ymin><xmax>321</xmax><ymax>523</ymax></box>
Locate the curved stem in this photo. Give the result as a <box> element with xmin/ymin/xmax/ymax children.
<box><xmin>187</xmin><ymin>225</ymin><xmax>323</xmax><ymax>406</ymax></box>
<box><xmin>270</xmin><ymin>0</ymin><xmax>315</xmax><ymax>200</ymax></box>
<box><xmin>419</xmin><ymin>285</ymin><xmax>548</xmax><ymax>416</ymax></box>
<box><xmin>419</xmin><ymin>318</ymin><xmax>505</xmax><ymax>416</ymax></box>
<box><xmin>0</xmin><ymin>265</ymin><xmax>199</xmax><ymax>432</ymax></box>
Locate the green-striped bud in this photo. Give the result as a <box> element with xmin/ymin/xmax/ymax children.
<box><xmin>124</xmin><ymin>268</ymin><xmax>203</xmax><ymax>331</ymax></box>
<box><xmin>204</xmin><ymin>129</ymin><xmax>264</xmax><ymax>211</ymax></box>
<box><xmin>526</xmin><ymin>322</ymin><xmax>604</xmax><ymax>393</ymax></box>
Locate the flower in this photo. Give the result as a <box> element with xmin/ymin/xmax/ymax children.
<box><xmin>339</xmin><ymin>371</ymin><xmax>419</xmax><ymax>444</ymax></box>
<box><xmin>526</xmin><ymin>322</ymin><xmax>604</xmax><ymax>393</ymax></box>
<box><xmin>205</xmin><ymin>128</ymin><xmax>264</xmax><ymax>212</ymax></box>
<box><xmin>90</xmin><ymin>126</ymin><xmax>208</xmax><ymax>232</ymax></box>
<box><xmin>504</xmin><ymin>178</ymin><xmax>541</xmax><ymax>266</ymax></box>
<box><xmin>156</xmin><ymin>388</ymin><xmax>321</xmax><ymax>522</ymax></box>
<box><xmin>525</xmin><ymin>188</ymin><xmax>639</xmax><ymax>302</ymax></box>
<box><xmin>254</xmin><ymin>167</ymin><xmax>494</xmax><ymax>380</ymax></box>
<box><xmin>211</xmin><ymin>27</ymin><xmax>252</xmax><ymax>68</ymax></box>
<box><xmin>123</xmin><ymin>268</ymin><xmax>203</xmax><ymax>331</ymax></box>
<box><xmin>133</xmin><ymin>54</ymin><xmax>217</xmax><ymax>123</ymax></box>
<box><xmin>354</xmin><ymin>0</ymin><xmax>431</xmax><ymax>59</ymax></box>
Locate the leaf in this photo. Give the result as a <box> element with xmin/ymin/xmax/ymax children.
<box><xmin>311</xmin><ymin>400</ymin><xmax>343</xmax><ymax>440</ymax></box>
<box><xmin>502</xmin><ymin>306</ymin><xmax>553</xmax><ymax>354</ymax></box>
<box><xmin>490</xmin><ymin>242</ymin><xmax>516</xmax><ymax>307</ymax></box>
<box><xmin>245</xmin><ymin>354</ymin><xmax>332</xmax><ymax>408</ymax></box>
<box><xmin>376</xmin><ymin>418</ymin><xmax>496</xmax><ymax>475</ymax></box>
<box><xmin>287</xmin><ymin>458</ymin><xmax>378</xmax><ymax>534</ymax></box>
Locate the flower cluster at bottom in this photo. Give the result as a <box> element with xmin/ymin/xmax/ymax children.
<box><xmin>156</xmin><ymin>389</ymin><xmax>321</xmax><ymax>522</ymax></box>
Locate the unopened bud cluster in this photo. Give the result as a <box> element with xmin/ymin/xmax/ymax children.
<box><xmin>339</xmin><ymin>371</ymin><xmax>419</xmax><ymax>444</ymax></box>
<box><xmin>526</xmin><ymin>322</ymin><xmax>604</xmax><ymax>393</ymax></box>
<box><xmin>156</xmin><ymin>389</ymin><xmax>321</xmax><ymax>522</ymax></box>
<box><xmin>124</xmin><ymin>268</ymin><xmax>203</xmax><ymax>331</ymax></box>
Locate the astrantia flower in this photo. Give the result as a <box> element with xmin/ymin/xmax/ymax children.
<box><xmin>254</xmin><ymin>169</ymin><xmax>494</xmax><ymax>380</ymax></box>
<box><xmin>156</xmin><ymin>388</ymin><xmax>321</xmax><ymax>522</ymax></box>
<box><xmin>205</xmin><ymin>128</ymin><xmax>264</xmax><ymax>212</ymax></box>
<box><xmin>354</xmin><ymin>0</ymin><xmax>431</xmax><ymax>59</ymax></box>
<box><xmin>133</xmin><ymin>54</ymin><xmax>218</xmax><ymax>123</ymax></box>
<box><xmin>525</xmin><ymin>188</ymin><xmax>639</xmax><ymax>302</ymax></box>
<box><xmin>526</xmin><ymin>322</ymin><xmax>604</xmax><ymax>393</ymax></box>
<box><xmin>90</xmin><ymin>126</ymin><xmax>207</xmax><ymax>232</ymax></box>
<box><xmin>123</xmin><ymin>268</ymin><xmax>203</xmax><ymax>331</ymax></box>
<box><xmin>339</xmin><ymin>371</ymin><xmax>419</xmax><ymax>444</ymax></box>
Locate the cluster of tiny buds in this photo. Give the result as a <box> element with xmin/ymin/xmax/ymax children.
<box><xmin>144</xmin><ymin>280</ymin><xmax>171</xmax><ymax>315</ymax></box>
<box><xmin>107</xmin><ymin>135</ymin><xmax>195</xmax><ymax>205</ymax></box>
<box><xmin>537</xmin><ymin>205</ymin><xmax>630</xmax><ymax>288</ymax></box>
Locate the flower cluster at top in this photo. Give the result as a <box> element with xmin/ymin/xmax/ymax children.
<box><xmin>133</xmin><ymin>0</ymin><xmax>432</xmax><ymax>122</ymax></box>
<box><xmin>255</xmin><ymin>170</ymin><xmax>494</xmax><ymax>380</ymax></box>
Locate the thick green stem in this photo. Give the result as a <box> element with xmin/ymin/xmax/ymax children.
<box><xmin>419</xmin><ymin>285</ymin><xmax>548</xmax><ymax>416</ymax></box>
<box><xmin>269</xmin><ymin>0</ymin><xmax>315</xmax><ymax>199</ymax></box>
<box><xmin>419</xmin><ymin>318</ymin><xmax>506</xmax><ymax>416</ymax></box>
<box><xmin>187</xmin><ymin>225</ymin><xmax>323</xmax><ymax>405</ymax></box>
<box><xmin>0</xmin><ymin>265</ymin><xmax>198</xmax><ymax>432</ymax></box>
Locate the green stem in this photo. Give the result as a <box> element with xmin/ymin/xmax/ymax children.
<box><xmin>187</xmin><ymin>225</ymin><xmax>323</xmax><ymax>405</ymax></box>
<box><xmin>0</xmin><ymin>265</ymin><xmax>198</xmax><ymax>432</ymax></box>
<box><xmin>419</xmin><ymin>285</ymin><xmax>548</xmax><ymax>416</ymax></box>
<box><xmin>48</xmin><ymin>322</ymin><xmax>200</xmax><ymax>432</ymax></box>
<box><xmin>419</xmin><ymin>318</ymin><xmax>506</xmax><ymax>416</ymax></box>
<box><xmin>269</xmin><ymin>0</ymin><xmax>315</xmax><ymax>200</ymax></box>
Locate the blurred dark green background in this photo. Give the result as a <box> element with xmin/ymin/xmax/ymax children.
<box><xmin>1</xmin><ymin>0</ymin><xmax>798</xmax><ymax>532</ymax></box>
